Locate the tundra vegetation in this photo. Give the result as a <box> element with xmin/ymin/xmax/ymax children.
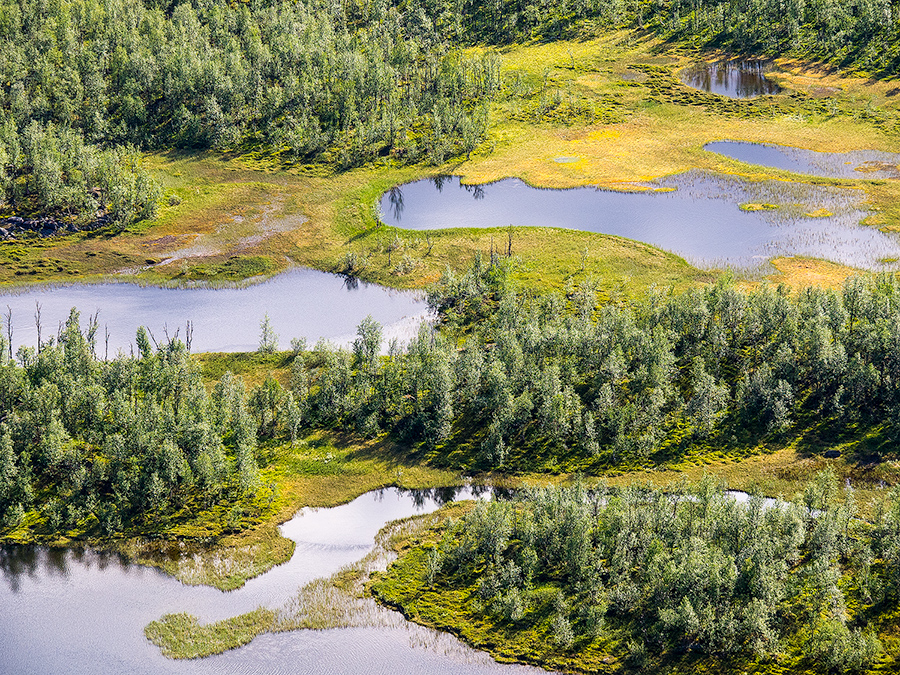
<box><xmin>4</xmin><ymin>0</ymin><xmax>900</xmax><ymax>670</ymax></box>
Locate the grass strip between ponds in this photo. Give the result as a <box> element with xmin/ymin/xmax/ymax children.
<box><xmin>145</xmin><ymin>608</ymin><xmax>275</xmax><ymax>659</ymax></box>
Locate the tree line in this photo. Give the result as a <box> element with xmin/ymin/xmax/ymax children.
<box><xmin>4</xmin><ymin>263</ymin><xmax>900</xmax><ymax>535</ymax></box>
<box><xmin>3</xmin><ymin>0</ymin><xmax>897</xmax><ymax>226</ymax></box>
<box><xmin>412</xmin><ymin>0</ymin><xmax>900</xmax><ymax>74</ymax></box>
<box><xmin>414</xmin><ymin>474</ymin><xmax>894</xmax><ymax>672</ymax></box>
<box><xmin>0</xmin><ymin>0</ymin><xmax>502</xmax><ymax>223</ymax></box>
<box><xmin>0</xmin><ymin>309</ymin><xmax>265</xmax><ymax>534</ymax></box>
<box><xmin>280</xmin><ymin>260</ymin><xmax>900</xmax><ymax>472</ymax></box>
<box><xmin>0</xmin><ymin>121</ymin><xmax>159</xmax><ymax>229</ymax></box>
<box><xmin>3</xmin><ymin>0</ymin><xmax>891</xmax><ymax>225</ymax></box>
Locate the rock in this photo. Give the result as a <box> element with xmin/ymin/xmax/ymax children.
<box><xmin>823</xmin><ymin>450</ymin><xmax>842</xmax><ymax>459</ymax></box>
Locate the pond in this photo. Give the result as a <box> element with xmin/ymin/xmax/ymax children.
<box><xmin>0</xmin><ymin>268</ymin><xmax>427</xmax><ymax>356</ymax></box>
<box><xmin>0</xmin><ymin>486</ymin><xmax>548</xmax><ymax>675</ymax></box>
<box><xmin>706</xmin><ymin>140</ymin><xmax>900</xmax><ymax>179</ymax></box>
<box><xmin>680</xmin><ymin>60</ymin><xmax>781</xmax><ymax>98</ymax></box>
<box><xmin>379</xmin><ymin>173</ymin><xmax>900</xmax><ymax>270</ymax></box>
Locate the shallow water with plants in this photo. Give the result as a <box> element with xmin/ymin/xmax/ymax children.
<box><xmin>379</xmin><ymin>173</ymin><xmax>900</xmax><ymax>270</ymax></box>
<box><xmin>679</xmin><ymin>60</ymin><xmax>781</xmax><ymax>98</ymax></box>
<box><xmin>706</xmin><ymin>140</ymin><xmax>900</xmax><ymax>179</ymax></box>
<box><xmin>0</xmin><ymin>487</ymin><xmax>547</xmax><ymax>674</ymax></box>
<box><xmin>0</xmin><ymin>268</ymin><xmax>426</xmax><ymax>355</ymax></box>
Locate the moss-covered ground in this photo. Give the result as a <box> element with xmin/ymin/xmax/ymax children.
<box><xmin>370</xmin><ymin>502</ymin><xmax>900</xmax><ymax>675</ymax></box>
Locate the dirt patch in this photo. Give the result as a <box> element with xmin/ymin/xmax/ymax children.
<box><xmin>150</xmin><ymin>199</ymin><xmax>307</xmax><ymax>268</ymax></box>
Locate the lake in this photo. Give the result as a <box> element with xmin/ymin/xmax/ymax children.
<box><xmin>680</xmin><ymin>60</ymin><xmax>781</xmax><ymax>98</ymax></box>
<box><xmin>379</xmin><ymin>173</ymin><xmax>900</xmax><ymax>270</ymax></box>
<box><xmin>706</xmin><ymin>140</ymin><xmax>900</xmax><ymax>179</ymax></box>
<box><xmin>0</xmin><ymin>487</ymin><xmax>548</xmax><ymax>675</ymax></box>
<box><xmin>0</xmin><ymin>268</ymin><xmax>428</xmax><ymax>356</ymax></box>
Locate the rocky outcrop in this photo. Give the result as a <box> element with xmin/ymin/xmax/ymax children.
<box><xmin>0</xmin><ymin>213</ymin><xmax>113</xmax><ymax>239</ymax></box>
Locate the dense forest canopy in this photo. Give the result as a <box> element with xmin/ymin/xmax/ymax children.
<box><xmin>2</xmin><ymin>0</ymin><xmax>897</xmax><ymax>224</ymax></box>
<box><xmin>0</xmin><ymin>309</ymin><xmax>267</xmax><ymax>534</ymax></box>
<box><xmin>0</xmin><ymin>0</ymin><xmax>501</xmax><ymax>223</ymax></box>
<box><xmin>289</xmin><ymin>262</ymin><xmax>900</xmax><ymax>472</ymax></box>
<box><xmin>417</xmin><ymin>0</ymin><xmax>899</xmax><ymax>69</ymax></box>
<box><xmin>3</xmin><ymin>267</ymin><xmax>900</xmax><ymax>541</ymax></box>
<box><xmin>376</xmin><ymin>476</ymin><xmax>899</xmax><ymax>672</ymax></box>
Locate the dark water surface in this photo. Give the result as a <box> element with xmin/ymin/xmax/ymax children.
<box><xmin>680</xmin><ymin>60</ymin><xmax>781</xmax><ymax>98</ymax></box>
<box><xmin>706</xmin><ymin>140</ymin><xmax>900</xmax><ymax>179</ymax></box>
<box><xmin>0</xmin><ymin>487</ymin><xmax>546</xmax><ymax>675</ymax></box>
<box><xmin>0</xmin><ymin>268</ymin><xmax>427</xmax><ymax>355</ymax></box>
<box><xmin>379</xmin><ymin>173</ymin><xmax>900</xmax><ymax>270</ymax></box>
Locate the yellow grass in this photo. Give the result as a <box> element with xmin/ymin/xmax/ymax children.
<box><xmin>769</xmin><ymin>256</ymin><xmax>859</xmax><ymax>288</ymax></box>
<box><xmin>4</xmin><ymin>30</ymin><xmax>900</xmax><ymax>294</ymax></box>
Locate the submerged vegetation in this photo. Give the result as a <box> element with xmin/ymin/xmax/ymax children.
<box><xmin>374</xmin><ymin>474</ymin><xmax>900</xmax><ymax>673</ymax></box>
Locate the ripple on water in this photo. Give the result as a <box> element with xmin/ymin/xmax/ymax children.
<box><xmin>0</xmin><ymin>487</ymin><xmax>552</xmax><ymax>674</ymax></box>
<box><xmin>378</xmin><ymin>172</ymin><xmax>900</xmax><ymax>271</ymax></box>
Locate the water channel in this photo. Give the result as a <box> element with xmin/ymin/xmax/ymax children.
<box><xmin>0</xmin><ymin>486</ymin><xmax>549</xmax><ymax>675</ymax></box>
<box><xmin>706</xmin><ymin>140</ymin><xmax>900</xmax><ymax>179</ymax></box>
<box><xmin>0</xmin><ymin>268</ymin><xmax>428</xmax><ymax>355</ymax></box>
<box><xmin>379</xmin><ymin>172</ymin><xmax>900</xmax><ymax>270</ymax></box>
<box><xmin>680</xmin><ymin>60</ymin><xmax>781</xmax><ymax>98</ymax></box>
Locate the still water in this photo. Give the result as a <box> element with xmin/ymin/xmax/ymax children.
<box><xmin>706</xmin><ymin>140</ymin><xmax>900</xmax><ymax>179</ymax></box>
<box><xmin>0</xmin><ymin>487</ymin><xmax>547</xmax><ymax>675</ymax></box>
<box><xmin>0</xmin><ymin>268</ymin><xmax>427</xmax><ymax>355</ymax></box>
<box><xmin>680</xmin><ymin>60</ymin><xmax>781</xmax><ymax>98</ymax></box>
<box><xmin>379</xmin><ymin>173</ymin><xmax>900</xmax><ymax>270</ymax></box>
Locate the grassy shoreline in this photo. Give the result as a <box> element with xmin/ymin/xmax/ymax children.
<box><xmin>368</xmin><ymin>493</ymin><xmax>900</xmax><ymax>675</ymax></box>
<box><xmin>1</xmin><ymin>31</ymin><xmax>899</xmax><ymax>295</ymax></box>
<box><xmin>7</xmin><ymin>26</ymin><xmax>900</xmax><ymax>664</ymax></box>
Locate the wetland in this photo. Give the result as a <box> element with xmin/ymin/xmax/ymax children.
<box><xmin>679</xmin><ymin>59</ymin><xmax>782</xmax><ymax>98</ymax></box>
<box><xmin>379</xmin><ymin>173</ymin><xmax>900</xmax><ymax>270</ymax></box>
<box><xmin>705</xmin><ymin>140</ymin><xmax>900</xmax><ymax>179</ymax></box>
<box><xmin>0</xmin><ymin>487</ymin><xmax>547</xmax><ymax>675</ymax></box>
<box><xmin>5</xmin><ymin>10</ymin><xmax>900</xmax><ymax>675</ymax></box>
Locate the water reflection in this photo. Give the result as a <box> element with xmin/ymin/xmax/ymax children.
<box><xmin>464</xmin><ymin>182</ymin><xmax>486</xmax><ymax>200</ymax></box>
<box><xmin>706</xmin><ymin>140</ymin><xmax>900</xmax><ymax>179</ymax></box>
<box><xmin>387</xmin><ymin>186</ymin><xmax>405</xmax><ymax>221</ymax></box>
<box><xmin>431</xmin><ymin>174</ymin><xmax>452</xmax><ymax>192</ymax></box>
<box><xmin>378</xmin><ymin>173</ymin><xmax>900</xmax><ymax>270</ymax></box>
<box><xmin>406</xmin><ymin>484</ymin><xmax>511</xmax><ymax>508</ymax></box>
<box><xmin>681</xmin><ymin>60</ymin><xmax>781</xmax><ymax>98</ymax></box>
<box><xmin>0</xmin><ymin>267</ymin><xmax>427</xmax><ymax>355</ymax></box>
<box><xmin>0</xmin><ymin>487</ymin><xmax>547</xmax><ymax>675</ymax></box>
